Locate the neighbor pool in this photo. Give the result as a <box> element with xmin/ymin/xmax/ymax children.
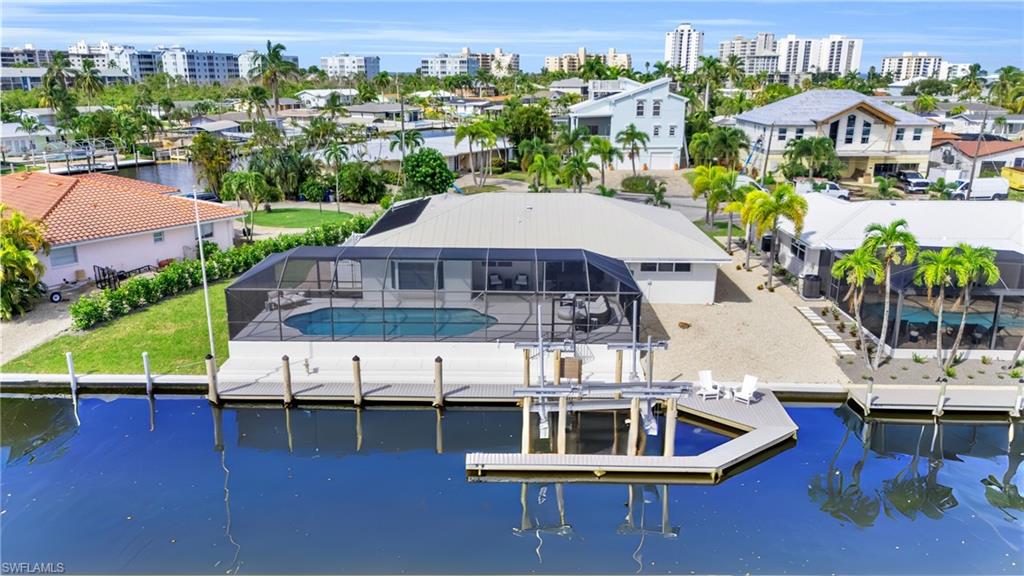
<box><xmin>0</xmin><ymin>398</ymin><xmax>1020</xmax><ymax>574</ymax></box>
<box><xmin>284</xmin><ymin>307</ymin><xmax>497</xmax><ymax>338</ymax></box>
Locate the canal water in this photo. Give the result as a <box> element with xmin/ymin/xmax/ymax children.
<box><xmin>1</xmin><ymin>398</ymin><xmax>1020</xmax><ymax>574</ymax></box>
<box><xmin>117</xmin><ymin>162</ymin><xmax>200</xmax><ymax>192</ymax></box>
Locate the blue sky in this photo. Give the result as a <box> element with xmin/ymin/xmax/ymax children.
<box><xmin>4</xmin><ymin>0</ymin><xmax>1022</xmax><ymax>73</ymax></box>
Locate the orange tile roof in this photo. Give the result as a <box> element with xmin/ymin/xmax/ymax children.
<box><xmin>951</xmin><ymin>139</ymin><xmax>1024</xmax><ymax>158</ymax></box>
<box><xmin>930</xmin><ymin>127</ymin><xmax>960</xmax><ymax>146</ymax></box>
<box><xmin>1</xmin><ymin>172</ymin><xmax>243</xmax><ymax>246</ymax></box>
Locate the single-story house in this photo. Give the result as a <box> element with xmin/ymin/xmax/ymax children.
<box><xmin>774</xmin><ymin>193</ymin><xmax>1023</xmax><ymax>356</ymax></box>
<box><xmin>16</xmin><ymin>106</ymin><xmax>112</xmax><ymax>127</ymax></box>
<box><xmin>449</xmin><ymin>98</ymin><xmax>501</xmax><ymax>118</ymax></box>
<box><xmin>345</xmin><ymin>102</ymin><xmax>422</xmax><ymax>123</ymax></box>
<box><xmin>346</xmin><ymin>133</ymin><xmax>511</xmax><ymax>174</ymax></box>
<box><xmin>1</xmin><ymin>122</ymin><xmax>56</xmax><ymax>155</ymax></box>
<box><xmin>193</xmin><ymin>120</ymin><xmax>241</xmax><ymax>136</ymax></box>
<box><xmin>1</xmin><ymin>172</ymin><xmax>243</xmax><ymax>287</ymax></box>
<box><xmin>934</xmin><ymin>101</ymin><xmax>1008</xmax><ymax>134</ymax></box>
<box><xmin>549</xmin><ymin>78</ymin><xmax>588</xmax><ymax>97</ymax></box>
<box><xmin>411</xmin><ymin>90</ymin><xmax>456</xmax><ymax>102</ymax></box>
<box><xmin>296</xmin><ymin>89</ymin><xmax>357</xmax><ymax>108</ymax></box>
<box><xmin>929</xmin><ymin>139</ymin><xmax>1024</xmax><ymax>180</ymax></box>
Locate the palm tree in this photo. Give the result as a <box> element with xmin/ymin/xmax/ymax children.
<box><xmin>744</xmin><ymin>184</ymin><xmax>809</xmax><ymax>289</ymax></box>
<box><xmin>914</xmin><ymin>248</ymin><xmax>966</xmax><ymax>369</ymax></box>
<box><xmin>555</xmin><ymin>125</ymin><xmax>589</xmax><ymax>158</ymax></box>
<box><xmin>863</xmin><ymin>219</ymin><xmax>919</xmax><ymax>369</ymax></box>
<box><xmin>560</xmin><ymin>154</ymin><xmax>597</xmax><ymax>193</ymax></box>
<box><xmin>946</xmin><ymin>244</ymin><xmax>1000</xmax><ymax>369</ymax></box>
<box><xmin>389</xmin><ymin>130</ymin><xmax>424</xmax><ymax>154</ymax></box>
<box><xmin>691</xmin><ymin>164</ymin><xmax>722</xmax><ymax>223</ymax></box>
<box><xmin>955</xmin><ymin>64</ymin><xmax>987</xmax><ymax>102</ymax></box>
<box><xmin>587</xmin><ymin>136</ymin><xmax>623</xmax><ymax>187</ymax></box>
<box><xmin>870</xmin><ymin>177</ymin><xmax>903</xmax><ymax>199</ymax></box>
<box><xmin>222</xmin><ymin>170</ymin><xmax>277</xmax><ymax>236</ymax></box>
<box><xmin>689</xmin><ymin>131</ymin><xmax>713</xmax><ymax>166</ymax></box>
<box><xmin>517</xmin><ymin>137</ymin><xmax>549</xmax><ymax>171</ymax></box>
<box><xmin>912</xmin><ymin>94</ymin><xmax>938</xmax><ymax>114</ymax></box>
<box><xmin>527</xmin><ymin>152</ymin><xmax>560</xmax><ymax>192</ymax></box>
<box><xmin>694</xmin><ymin>55</ymin><xmax>725</xmax><ymax>110</ymax></box>
<box><xmin>989</xmin><ymin>66</ymin><xmax>1023</xmax><ymax>108</ymax></box>
<box><xmin>76</xmin><ymin>59</ymin><xmax>103</xmax><ymax>108</ymax></box>
<box><xmin>928</xmin><ymin>178</ymin><xmax>958</xmax><ymax>200</ymax></box>
<box><xmin>723</xmin><ymin>54</ymin><xmax>745</xmax><ymax>87</ymax></box>
<box><xmin>652</xmin><ymin>61</ymin><xmax>674</xmax><ymax>79</ymax></box>
<box><xmin>712</xmin><ymin>170</ymin><xmax>753</xmax><ymax>253</ymax></box>
<box><xmin>15</xmin><ymin>116</ymin><xmax>46</xmax><ymax>162</ymax></box>
<box><xmin>254</xmin><ymin>40</ymin><xmax>299</xmax><ymax>114</ymax></box>
<box><xmin>832</xmin><ymin>246</ymin><xmax>884</xmax><ymax>372</ymax></box>
<box><xmin>301</xmin><ymin>117</ymin><xmax>339</xmax><ymax>150</ymax></box>
<box><xmin>784</xmin><ymin>136</ymin><xmax>836</xmax><ymax>179</ymax></box>
<box><xmin>0</xmin><ymin>204</ymin><xmax>49</xmax><ymax>320</ymax></box>
<box><xmin>455</xmin><ymin>121</ymin><xmax>493</xmax><ymax>186</ymax></box>
<box><xmin>644</xmin><ymin>179</ymin><xmax>670</xmax><ymax>207</ymax></box>
<box><xmin>243</xmin><ymin>85</ymin><xmax>270</xmax><ymax>122</ymax></box>
<box><xmin>322</xmin><ymin>141</ymin><xmax>348</xmax><ymax>213</ymax></box>
<box><xmin>615</xmin><ymin>123</ymin><xmax>649</xmax><ymax>176</ymax></box>
<box><xmin>709</xmin><ymin>127</ymin><xmax>750</xmax><ymax>169</ymax></box>
<box><xmin>322</xmin><ymin>92</ymin><xmax>347</xmax><ymax>120</ymax></box>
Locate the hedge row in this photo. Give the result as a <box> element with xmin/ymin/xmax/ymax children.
<box><xmin>68</xmin><ymin>214</ymin><xmax>378</xmax><ymax>330</ymax></box>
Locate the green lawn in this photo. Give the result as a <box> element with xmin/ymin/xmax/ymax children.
<box><xmin>2</xmin><ymin>282</ymin><xmax>231</xmax><ymax>376</ymax></box>
<box><xmin>252</xmin><ymin>207</ymin><xmax>353</xmax><ymax>229</ymax></box>
<box><xmin>497</xmin><ymin>170</ymin><xmax>561</xmax><ymax>187</ymax></box>
<box><xmin>463</xmin><ymin>184</ymin><xmax>504</xmax><ymax>194</ymax></box>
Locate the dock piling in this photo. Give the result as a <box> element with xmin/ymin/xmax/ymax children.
<box><xmin>352</xmin><ymin>355</ymin><xmax>363</xmax><ymax>406</ymax></box>
<box><xmin>282</xmin><ymin>355</ymin><xmax>293</xmax><ymax>406</ymax></box>
<box><xmin>646</xmin><ymin>335</ymin><xmax>654</xmax><ymax>387</ymax></box>
<box><xmin>65</xmin><ymin>351</ymin><xmax>78</xmax><ymax>397</ymax></box>
<box><xmin>521</xmin><ymin>396</ymin><xmax>532</xmax><ymax>454</ymax></box>
<box><xmin>615</xmin><ymin>350</ymin><xmax>623</xmax><ymax>384</ymax></box>
<box><xmin>142</xmin><ymin>352</ymin><xmax>153</xmax><ymax>396</ymax></box>
<box><xmin>554</xmin><ymin>350</ymin><xmax>562</xmax><ymax>386</ymax></box>
<box><xmin>557</xmin><ymin>395</ymin><xmax>568</xmax><ymax>455</ymax></box>
<box><xmin>663</xmin><ymin>397</ymin><xmax>677</xmax><ymax>457</ymax></box>
<box><xmin>627</xmin><ymin>396</ymin><xmax>640</xmax><ymax>456</ymax></box>
<box><xmin>205</xmin><ymin>354</ymin><xmax>219</xmax><ymax>405</ymax></box>
<box><xmin>522</xmin><ymin>349</ymin><xmax>530</xmax><ymax>387</ymax></box>
<box><xmin>933</xmin><ymin>378</ymin><xmax>948</xmax><ymax>417</ymax></box>
<box><xmin>433</xmin><ymin>356</ymin><xmax>444</xmax><ymax>408</ymax></box>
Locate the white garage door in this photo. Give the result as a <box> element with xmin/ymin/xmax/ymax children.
<box><xmin>648</xmin><ymin>152</ymin><xmax>676</xmax><ymax>170</ymax></box>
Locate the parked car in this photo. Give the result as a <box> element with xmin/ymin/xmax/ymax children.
<box><xmin>950</xmin><ymin>177</ymin><xmax>1010</xmax><ymax>201</ymax></box>
<box><xmin>173</xmin><ymin>190</ymin><xmax>221</xmax><ymax>203</ymax></box>
<box><xmin>736</xmin><ymin>174</ymin><xmax>768</xmax><ymax>192</ymax></box>
<box><xmin>793</xmin><ymin>178</ymin><xmax>850</xmax><ymax>201</ymax></box>
<box><xmin>896</xmin><ymin>170</ymin><xmax>930</xmax><ymax>194</ymax></box>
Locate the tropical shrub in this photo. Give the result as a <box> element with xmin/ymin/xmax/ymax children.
<box><xmin>1</xmin><ymin>205</ymin><xmax>49</xmax><ymax>320</ymax></box>
<box><xmin>621</xmin><ymin>175</ymin><xmax>658</xmax><ymax>193</ymax></box>
<box><xmin>402</xmin><ymin>148</ymin><xmax>456</xmax><ymax>195</ymax></box>
<box><xmin>339</xmin><ymin>162</ymin><xmax>389</xmax><ymax>204</ymax></box>
<box><xmin>69</xmin><ymin>216</ymin><xmax>378</xmax><ymax>330</ymax></box>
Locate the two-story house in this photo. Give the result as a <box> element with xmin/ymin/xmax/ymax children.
<box><xmin>568</xmin><ymin>77</ymin><xmax>688</xmax><ymax>170</ymax></box>
<box><xmin>736</xmin><ymin>89</ymin><xmax>935</xmax><ymax>181</ymax></box>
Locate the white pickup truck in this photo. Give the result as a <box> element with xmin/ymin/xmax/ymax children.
<box><xmin>793</xmin><ymin>178</ymin><xmax>851</xmax><ymax>201</ymax></box>
<box><xmin>950</xmin><ymin>177</ymin><xmax>1010</xmax><ymax>201</ymax></box>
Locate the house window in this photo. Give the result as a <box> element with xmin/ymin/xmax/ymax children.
<box><xmin>777</xmin><ymin>128</ymin><xmax>788</xmax><ymax>141</ymax></box>
<box><xmin>657</xmin><ymin>263</ymin><xmax>674</xmax><ymax>272</ymax></box>
<box><xmin>895</xmin><ymin>128</ymin><xmax>905</xmax><ymax>141</ymax></box>
<box><xmin>795</xmin><ymin>128</ymin><xmax>804</xmax><ymax>139</ymax></box>
<box><xmin>393</xmin><ymin>261</ymin><xmax>437</xmax><ymax>290</ymax></box>
<box><xmin>912</xmin><ymin>128</ymin><xmax>923</xmax><ymax>141</ymax></box>
<box><xmin>861</xmin><ymin>121</ymin><xmax>872</xmax><ymax>144</ymax></box>
<box><xmin>640</xmin><ymin>263</ymin><xmax>657</xmax><ymax>272</ymax></box>
<box><xmin>653</xmin><ymin>125</ymin><xmax>661</xmax><ymax>137</ymax></box>
<box><xmin>668</xmin><ymin>125</ymin><xmax>677</xmax><ymax>136</ymax></box>
<box><xmin>51</xmin><ymin>246</ymin><xmax>78</xmax><ymax>267</ymax></box>
<box><xmin>673</xmin><ymin>263</ymin><xmax>691</xmax><ymax>272</ymax></box>
<box><xmin>652</xmin><ymin>99</ymin><xmax>662</xmax><ymax>117</ymax></box>
<box><xmin>844</xmin><ymin>114</ymin><xmax>856</xmax><ymax>144</ymax></box>
<box><xmin>153</xmin><ymin>231</ymin><xmax>165</xmax><ymax>243</ymax></box>
<box><xmin>636</xmin><ymin>99</ymin><xmax>645</xmax><ymax>116</ymax></box>
<box><xmin>789</xmin><ymin>239</ymin><xmax>807</xmax><ymax>261</ymax></box>
<box><xmin>197</xmin><ymin>223</ymin><xmax>214</xmax><ymax>239</ymax></box>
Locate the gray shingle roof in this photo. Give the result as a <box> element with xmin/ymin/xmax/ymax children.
<box><xmin>736</xmin><ymin>89</ymin><xmax>933</xmax><ymax>127</ymax></box>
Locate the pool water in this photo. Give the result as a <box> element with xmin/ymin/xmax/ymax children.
<box><xmin>1</xmin><ymin>398</ymin><xmax>1021</xmax><ymax>574</ymax></box>
<box><xmin>284</xmin><ymin>307</ymin><xmax>497</xmax><ymax>338</ymax></box>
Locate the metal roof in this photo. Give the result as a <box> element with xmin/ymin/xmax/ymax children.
<box><xmin>736</xmin><ymin>89</ymin><xmax>933</xmax><ymax>127</ymax></box>
<box><xmin>357</xmin><ymin>192</ymin><xmax>730</xmax><ymax>263</ymax></box>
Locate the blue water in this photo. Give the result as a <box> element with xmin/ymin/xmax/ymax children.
<box><xmin>1</xmin><ymin>398</ymin><xmax>1021</xmax><ymax>574</ymax></box>
<box><xmin>284</xmin><ymin>307</ymin><xmax>497</xmax><ymax>338</ymax></box>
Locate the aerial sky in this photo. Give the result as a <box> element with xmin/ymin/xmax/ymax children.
<box><xmin>4</xmin><ymin>0</ymin><xmax>1022</xmax><ymax>73</ymax></box>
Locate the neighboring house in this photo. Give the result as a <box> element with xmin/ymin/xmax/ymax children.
<box><xmin>1</xmin><ymin>122</ymin><xmax>56</xmax><ymax>155</ymax></box>
<box><xmin>934</xmin><ymin>101</ymin><xmax>1008</xmax><ymax>134</ymax></box>
<box><xmin>774</xmin><ymin>193</ymin><xmax>1023</xmax><ymax>355</ymax></box>
<box><xmin>16</xmin><ymin>106</ymin><xmax>113</xmax><ymax>126</ymax></box>
<box><xmin>192</xmin><ymin>120</ymin><xmax>241</xmax><ymax>136</ymax></box>
<box><xmin>449</xmin><ymin>99</ymin><xmax>497</xmax><ymax>118</ymax></box>
<box><xmin>929</xmin><ymin>139</ymin><xmax>1024</xmax><ymax>180</ymax></box>
<box><xmin>568</xmin><ymin>77</ymin><xmax>688</xmax><ymax>170</ymax></box>
<box><xmin>998</xmin><ymin>114</ymin><xmax>1024</xmax><ymax>138</ymax></box>
<box><xmin>352</xmin><ymin>134</ymin><xmax>511</xmax><ymax>173</ymax></box>
<box><xmin>549</xmin><ymin>78</ymin><xmax>589</xmax><ymax>98</ymax></box>
<box><xmin>1</xmin><ymin>172</ymin><xmax>243</xmax><ymax>287</ymax></box>
<box><xmin>736</xmin><ymin>89</ymin><xmax>935</xmax><ymax>180</ymax></box>
<box><xmin>345</xmin><ymin>103</ymin><xmax>422</xmax><ymax>123</ymax></box>
<box><xmin>296</xmin><ymin>89</ymin><xmax>357</xmax><ymax>108</ymax></box>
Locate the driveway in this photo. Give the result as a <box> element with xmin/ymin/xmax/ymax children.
<box><xmin>2</xmin><ymin>301</ymin><xmax>74</xmax><ymax>361</ymax></box>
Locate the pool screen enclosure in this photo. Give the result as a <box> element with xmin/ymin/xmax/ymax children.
<box><xmin>226</xmin><ymin>246</ymin><xmax>644</xmax><ymax>344</ymax></box>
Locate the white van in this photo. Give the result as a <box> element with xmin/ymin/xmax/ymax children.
<box><xmin>950</xmin><ymin>177</ymin><xmax>1010</xmax><ymax>201</ymax></box>
<box><xmin>793</xmin><ymin>178</ymin><xmax>850</xmax><ymax>201</ymax></box>
<box><xmin>736</xmin><ymin>174</ymin><xmax>768</xmax><ymax>192</ymax></box>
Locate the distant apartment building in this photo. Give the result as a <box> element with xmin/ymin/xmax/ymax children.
<box><xmin>160</xmin><ymin>46</ymin><xmax>240</xmax><ymax>85</ymax></box>
<box><xmin>1</xmin><ymin>67</ymin><xmax>129</xmax><ymax>91</ymax></box>
<box><xmin>718</xmin><ymin>32</ymin><xmax>779</xmax><ymax>75</ymax></box>
<box><xmin>463</xmin><ymin>47</ymin><xmax>520</xmax><ymax>76</ymax></box>
<box><xmin>420</xmin><ymin>51</ymin><xmax>480</xmax><ymax>77</ymax></box>
<box><xmin>939</xmin><ymin>61</ymin><xmax>971</xmax><ymax>81</ymax></box>
<box><xmin>238</xmin><ymin>49</ymin><xmax>299</xmax><ymax>79</ymax></box>
<box><xmin>320</xmin><ymin>53</ymin><xmax>380</xmax><ymax>79</ymax></box>
<box><xmin>544</xmin><ymin>47</ymin><xmax>632</xmax><ymax>73</ymax></box>
<box><xmin>1</xmin><ymin>44</ymin><xmax>56</xmax><ymax>67</ymax></box>
<box><xmin>880</xmin><ymin>52</ymin><xmax>943</xmax><ymax>81</ymax></box>
<box><xmin>66</xmin><ymin>40</ymin><xmax>161</xmax><ymax>81</ymax></box>
<box><xmin>776</xmin><ymin>34</ymin><xmax>862</xmax><ymax>75</ymax></box>
<box><xmin>664</xmin><ymin>23</ymin><xmax>703</xmax><ymax>73</ymax></box>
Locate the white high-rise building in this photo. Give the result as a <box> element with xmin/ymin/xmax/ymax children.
<box><xmin>604</xmin><ymin>48</ymin><xmax>631</xmax><ymax>70</ymax></box>
<box><xmin>1</xmin><ymin>44</ymin><xmax>56</xmax><ymax>67</ymax></box>
<box><xmin>881</xmin><ymin>52</ymin><xmax>943</xmax><ymax>81</ymax></box>
<box><xmin>718</xmin><ymin>32</ymin><xmax>778</xmax><ymax>75</ymax></box>
<box><xmin>939</xmin><ymin>61</ymin><xmax>971</xmax><ymax>81</ymax></box>
<box><xmin>420</xmin><ymin>52</ymin><xmax>480</xmax><ymax>77</ymax></box>
<box><xmin>67</xmin><ymin>40</ymin><xmax>162</xmax><ymax>81</ymax></box>
<box><xmin>320</xmin><ymin>54</ymin><xmax>380</xmax><ymax>79</ymax></box>
<box><xmin>664</xmin><ymin>23</ymin><xmax>703</xmax><ymax>73</ymax></box>
<box><xmin>776</xmin><ymin>34</ymin><xmax>862</xmax><ymax>75</ymax></box>
<box><xmin>238</xmin><ymin>49</ymin><xmax>299</xmax><ymax>79</ymax></box>
<box><xmin>489</xmin><ymin>48</ymin><xmax>519</xmax><ymax>77</ymax></box>
<box><xmin>159</xmin><ymin>46</ymin><xmax>239</xmax><ymax>85</ymax></box>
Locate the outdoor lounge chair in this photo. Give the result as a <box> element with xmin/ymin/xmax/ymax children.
<box><xmin>514</xmin><ymin>273</ymin><xmax>529</xmax><ymax>290</ymax></box>
<box><xmin>734</xmin><ymin>375</ymin><xmax>759</xmax><ymax>404</ymax></box>
<box><xmin>696</xmin><ymin>370</ymin><xmax>721</xmax><ymax>400</ymax></box>
<box><xmin>489</xmin><ymin>273</ymin><xmax>504</xmax><ymax>290</ymax></box>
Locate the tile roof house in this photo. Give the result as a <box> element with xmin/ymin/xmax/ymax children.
<box><xmin>1</xmin><ymin>172</ymin><xmax>243</xmax><ymax>285</ymax></box>
<box><xmin>929</xmin><ymin>138</ymin><xmax>1024</xmax><ymax>180</ymax></box>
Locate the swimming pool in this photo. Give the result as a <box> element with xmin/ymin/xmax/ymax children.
<box><xmin>1</xmin><ymin>397</ymin><xmax>1020</xmax><ymax>574</ymax></box>
<box><xmin>284</xmin><ymin>307</ymin><xmax>497</xmax><ymax>338</ymax></box>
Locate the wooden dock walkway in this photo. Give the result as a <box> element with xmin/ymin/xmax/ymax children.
<box><xmin>847</xmin><ymin>383</ymin><xmax>1023</xmax><ymax>417</ymax></box>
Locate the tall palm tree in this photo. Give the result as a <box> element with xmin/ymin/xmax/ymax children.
<box><xmin>832</xmin><ymin>246</ymin><xmax>884</xmax><ymax>372</ymax></box>
<box><xmin>723</xmin><ymin>54</ymin><xmax>746</xmax><ymax>87</ymax></box>
<box><xmin>555</xmin><ymin>125</ymin><xmax>590</xmax><ymax>158</ymax></box>
<box><xmin>912</xmin><ymin>94</ymin><xmax>938</xmax><ymax>114</ymax></box>
<box><xmin>587</xmin><ymin>136</ymin><xmax>623</xmax><ymax>187</ymax></box>
<box><xmin>15</xmin><ymin>116</ymin><xmax>46</xmax><ymax>162</ymax></box>
<box><xmin>222</xmin><ymin>170</ymin><xmax>276</xmax><ymax>236</ymax></box>
<box><xmin>322</xmin><ymin>141</ymin><xmax>348</xmax><ymax>213</ymax></box>
<box><xmin>989</xmin><ymin>66</ymin><xmax>1023</xmax><ymax>108</ymax></box>
<box><xmin>242</xmin><ymin>85</ymin><xmax>270</xmax><ymax>122</ymax></box>
<box><xmin>517</xmin><ymin>137</ymin><xmax>549</xmax><ymax>171</ymax></box>
<box><xmin>863</xmin><ymin>220</ymin><xmax>919</xmax><ymax>369</ymax></box>
<box><xmin>301</xmin><ymin>117</ymin><xmax>339</xmax><ymax>150</ymax></box>
<box><xmin>946</xmin><ymin>244</ymin><xmax>1000</xmax><ymax>369</ymax></box>
<box><xmin>689</xmin><ymin>131</ymin><xmax>713</xmax><ymax>166</ymax></box>
<box><xmin>694</xmin><ymin>55</ymin><xmax>725</xmax><ymax>111</ymax></box>
<box><xmin>744</xmin><ymin>184</ymin><xmax>809</xmax><ymax>289</ymax></box>
<box><xmin>76</xmin><ymin>59</ymin><xmax>104</xmax><ymax>108</ymax></box>
<box><xmin>527</xmin><ymin>152</ymin><xmax>560</xmax><ymax>192</ymax></box>
<box><xmin>560</xmin><ymin>154</ymin><xmax>598</xmax><ymax>193</ymax></box>
<box><xmin>615</xmin><ymin>123</ymin><xmax>649</xmax><ymax>177</ymax></box>
<box><xmin>709</xmin><ymin>126</ymin><xmax>750</xmax><ymax>169</ymax></box>
<box><xmin>455</xmin><ymin>121</ymin><xmax>493</xmax><ymax>186</ymax></box>
<box><xmin>691</xmin><ymin>164</ymin><xmax>723</xmax><ymax>223</ymax></box>
<box><xmin>955</xmin><ymin>64</ymin><xmax>987</xmax><ymax>102</ymax></box>
<box><xmin>389</xmin><ymin>130</ymin><xmax>424</xmax><ymax>153</ymax></box>
<box><xmin>322</xmin><ymin>92</ymin><xmax>347</xmax><ymax>120</ymax></box>
<box><xmin>914</xmin><ymin>248</ymin><xmax>966</xmax><ymax>369</ymax></box>
<box><xmin>713</xmin><ymin>170</ymin><xmax>753</xmax><ymax>254</ymax></box>
<box><xmin>254</xmin><ymin>40</ymin><xmax>299</xmax><ymax>114</ymax></box>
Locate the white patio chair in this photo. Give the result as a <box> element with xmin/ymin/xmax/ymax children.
<box><xmin>696</xmin><ymin>370</ymin><xmax>720</xmax><ymax>400</ymax></box>
<box><xmin>734</xmin><ymin>375</ymin><xmax>759</xmax><ymax>405</ymax></box>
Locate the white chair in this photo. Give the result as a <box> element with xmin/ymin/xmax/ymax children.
<box><xmin>514</xmin><ymin>273</ymin><xmax>529</xmax><ymax>290</ymax></box>
<box><xmin>696</xmin><ymin>370</ymin><xmax>720</xmax><ymax>400</ymax></box>
<box><xmin>489</xmin><ymin>273</ymin><xmax>503</xmax><ymax>290</ymax></box>
<box><xmin>734</xmin><ymin>375</ymin><xmax>759</xmax><ymax>405</ymax></box>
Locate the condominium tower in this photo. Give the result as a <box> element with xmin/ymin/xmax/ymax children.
<box><xmin>881</xmin><ymin>52</ymin><xmax>943</xmax><ymax>81</ymax></box>
<box><xmin>664</xmin><ymin>23</ymin><xmax>703</xmax><ymax>73</ymax></box>
<box><xmin>776</xmin><ymin>34</ymin><xmax>862</xmax><ymax>75</ymax></box>
<box><xmin>718</xmin><ymin>32</ymin><xmax>779</xmax><ymax>75</ymax></box>
<box><xmin>320</xmin><ymin>53</ymin><xmax>380</xmax><ymax>79</ymax></box>
<box><xmin>159</xmin><ymin>46</ymin><xmax>239</xmax><ymax>85</ymax></box>
<box><xmin>238</xmin><ymin>49</ymin><xmax>299</xmax><ymax>79</ymax></box>
<box><xmin>543</xmin><ymin>47</ymin><xmax>632</xmax><ymax>73</ymax></box>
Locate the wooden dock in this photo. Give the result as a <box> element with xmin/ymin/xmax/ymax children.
<box><xmin>848</xmin><ymin>383</ymin><xmax>1023</xmax><ymax>417</ymax></box>
<box><xmin>466</xmin><ymin>389</ymin><xmax>798</xmax><ymax>484</ymax></box>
